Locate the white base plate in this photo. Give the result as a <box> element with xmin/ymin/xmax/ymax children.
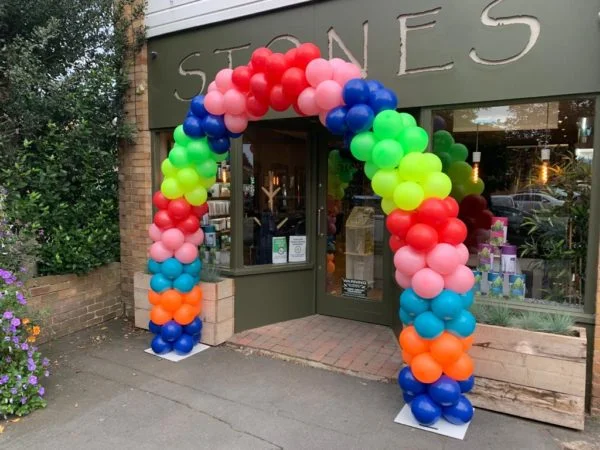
<box><xmin>394</xmin><ymin>404</ymin><xmax>472</xmax><ymax>440</ymax></box>
<box><xmin>144</xmin><ymin>343</ymin><xmax>211</xmax><ymax>362</ymax></box>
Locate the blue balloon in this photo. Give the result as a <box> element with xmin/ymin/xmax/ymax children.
<box><xmin>161</xmin><ymin>258</ymin><xmax>183</xmax><ymax>280</ymax></box>
<box><xmin>446</xmin><ymin>310</ymin><xmax>477</xmax><ymax>338</ymax></box>
<box><xmin>458</xmin><ymin>375</ymin><xmax>475</xmax><ymax>393</ymax></box>
<box><xmin>148</xmin><ymin>321</ymin><xmax>162</xmax><ymax>335</ymax></box>
<box><xmin>183</xmin><ymin>258</ymin><xmax>202</xmax><ymax>276</ymax></box>
<box><xmin>183</xmin><ymin>317</ymin><xmax>203</xmax><ymax>335</ymax></box>
<box><xmin>345</xmin><ymin>104</ymin><xmax>374</xmax><ymax>133</ymax></box>
<box><xmin>151</xmin><ymin>335</ymin><xmax>172</xmax><ymax>354</ymax></box>
<box><xmin>433</xmin><ymin>115</ymin><xmax>446</xmax><ymax>132</ymax></box>
<box><xmin>398</xmin><ymin>366</ymin><xmax>427</xmax><ymax>396</ymax></box>
<box><xmin>428</xmin><ymin>375</ymin><xmax>461</xmax><ymax>407</ymax></box>
<box><xmin>183</xmin><ymin>116</ymin><xmax>205</xmax><ymax>137</ymax></box>
<box><xmin>173</xmin><ymin>334</ymin><xmax>195</xmax><ymax>355</ymax></box>
<box><xmin>190</xmin><ymin>95</ymin><xmax>208</xmax><ymax>117</ymax></box>
<box><xmin>147</xmin><ymin>259</ymin><xmax>162</xmax><ymax>275</ymax></box>
<box><xmin>411</xmin><ymin>394</ymin><xmax>442</xmax><ymax>426</ymax></box>
<box><xmin>161</xmin><ymin>321</ymin><xmax>183</xmax><ymax>343</ymax></box>
<box><xmin>460</xmin><ymin>290</ymin><xmax>475</xmax><ymax>309</ymax></box>
<box><xmin>326</xmin><ymin>106</ymin><xmax>349</xmax><ymax>135</ymax></box>
<box><xmin>202</xmin><ymin>114</ymin><xmax>226</xmax><ymax>138</ymax></box>
<box><xmin>403</xmin><ymin>392</ymin><xmax>416</xmax><ymax>404</ymax></box>
<box><xmin>173</xmin><ymin>273</ymin><xmax>196</xmax><ymax>293</ymax></box>
<box><xmin>369</xmin><ymin>88</ymin><xmax>398</xmax><ymax>114</ymax></box>
<box><xmin>414</xmin><ymin>311</ymin><xmax>445</xmax><ymax>340</ymax></box>
<box><xmin>442</xmin><ymin>395</ymin><xmax>474</xmax><ymax>425</ymax></box>
<box><xmin>208</xmin><ymin>136</ymin><xmax>230</xmax><ymax>154</ymax></box>
<box><xmin>150</xmin><ymin>273</ymin><xmax>172</xmax><ymax>293</ymax></box>
<box><xmin>366</xmin><ymin>79</ymin><xmax>384</xmax><ymax>93</ymax></box>
<box><xmin>431</xmin><ymin>290</ymin><xmax>463</xmax><ymax>321</ymax></box>
<box><xmin>228</xmin><ymin>130</ymin><xmax>242</xmax><ymax>139</ymax></box>
<box><xmin>342</xmin><ymin>79</ymin><xmax>370</xmax><ymax>106</ymax></box>
<box><xmin>192</xmin><ymin>332</ymin><xmax>201</xmax><ymax>344</ymax></box>
<box><xmin>400</xmin><ymin>288</ymin><xmax>430</xmax><ymax>317</ymax></box>
<box><xmin>399</xmin><ymin>308</ymin><xmax>413</xmax><ymax>325</ymax></box>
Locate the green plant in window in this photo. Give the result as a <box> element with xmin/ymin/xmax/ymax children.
<box><xmin>491</xmin><ymin>221</ymin><xmax>504</xmax><ymax>232</ymax></box>
<box><xmin>485</xmin><ymin>305</ymin><xmax>512</xmax><ymax>327</ymax></box>
<box><xmin>200</xmin><ymin>263</ymin><xmax>221</xmax><ymax>283</ymax></box>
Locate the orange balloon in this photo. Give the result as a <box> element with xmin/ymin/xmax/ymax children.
<box><xmin>326</xmin><ymin>261</ymin><xmax>335</xmax><ymax>273</ymax></box>
<box><xmin>429</xmin><ymin>332</ymin><xmax>463</xmax><ymax>366</ymax></box>
<box><xmin>402</xmin><ymin>350</ymin><xmax>414</xmax><ymax>364</ymax></box>
<box><xmin>399</xmin><ymin>326</ymin><xmax>429</xmax><ymax>356</ymax></box>
<box><xmin>161</xmin><ymin>290</ymin><xmax>183</xmax><ymax>312</ymax></box>
<box><xmin>410</xmin><ymin>352</ymin><xmax>443</xmax><ymax>384</ymax></box>
<box><xmin>327</xmin><ymin>254</ymin><xmax>335</xmax><ymax>262</ymax></box>
<box><xmin>444</xmin><ymin>353</ymin><xmax>474</xmax><ymax>381</ymax></box>
<box><xmin>148</xmin><ymin>289</ymin><xmax>162</xmax><ymax>306</ymax></box>
<box><xmin>183</xmin><ymin>286</ymin><xmax>202</xmax><ymax>306</ymax></box>
<box><xmin>173</xmin><ymin>303</ymin><xmax>197</xmax><ymax>325</ymax></box>
<box><xmin>461</xmin><ymin>335</ymin><xmax>474</xmax><ymax>351</ymax></box>
<box><xmin>150</xmin><ymin>305</ymin><xmax>172</xmax><ymax>325</ymax></box>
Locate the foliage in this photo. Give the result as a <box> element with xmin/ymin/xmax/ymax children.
<box><xmin>472</xmin><ymin>303</ymin><xmax>575</xmax><ymax>335</ymax></box>
<box><xmin>0</xmin><ymin>0</ymin><xmax>145</xmax><ymax>275</ymax></box>
<box><xmin>200</xmin><ymin>263</ymin><xmax>222</xmax><ymax>283</ymax></box>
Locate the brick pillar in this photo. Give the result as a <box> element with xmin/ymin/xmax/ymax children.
<box><xmin>592</xmin><ymin>246</ymin><xmax>600</xmax><ymax>414</ymax></box>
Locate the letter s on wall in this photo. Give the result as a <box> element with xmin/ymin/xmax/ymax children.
<box><xmin>174</xmin><ymin>53</ymin><xmax>207</xmax><ymax>101</ymax></box>
<box><xmin>470</xmin><ymin>0</ymin><xmax>540</xmax><ymax>66</ymax></box>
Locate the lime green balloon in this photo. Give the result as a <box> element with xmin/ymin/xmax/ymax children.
<box><xmin>393</xmin><ymin>181</ymin><xmax>424</xmax><ymax>211</ymax></box>
<box><xmin>212</xmin><ymin>151</ymin><xmax>229</xmax><ymax>162</ymax></box>
<box><xmin>187</xmin><ymin>139</ymin><xmax>211</xmax><ymax>163</ymax></box>
<box><xmin>447</xmin><ymin>161</ymin><xmax>473</xmax><ymax>182</ymax></box>
<box><xmin>473</xmin><ymin>178</ymin><xmax>485</xmax><ymax>195</ymax></box>
<box><xmin>398</xmin><ymin>126</ymin><xmax>428</xmax><ymax>153</ymax></box>
<box><xmin>364</xmin><ymin>161</ymin><xmax>378</xmax><ymax>180</ymax></box>
<box><xmin>435</xmin><ymin>151</ymin><xmax>452</xmax><ymax>172</ymax></box>
<box><xmin>372</xmin><ymin>139</ymin><xmax>404</xmax><ymax>169</ymax></box>
<box><xmin>177</xmin><ymin>167</ymin><xmax>200</xmax><ymax>191</ymax></box>
<box><xmin>421</xmin><ymin>153</ymin><xmax>443</xmax><ymax>174</ymax></box>
<box><xmin>185</xmin><ymin>186</ymin><xmax>208</xmax><ymax>206</ymax></box>
<box><xmin>161</xmin><ymin>177</ymin><xmax>183</xmax><ymax>199</ymax></box>
<box><xmin>422</xmin><ymin>172</ymin><xmax>452</xmax><ymax>199</ymax></box>
<box><xmin>169</xmin><ymin>144</ymin><xmax>189</xmax><ymax>168</ymax></box>
<box><xmin>173</xmin><ymin>125</ymin><xmax>192</xmax><ymax>147</ymax></box>
<box><xmin>464</xmin><ymin>177</ymin><xmax>485</xmax><ymax>196</ymax></box>
<box><xmin>398</xmin><ymin>112</ymin><xmax>417</xmax><ymax>129</ymax></box>
<box><xmin>433</xmin><ymin>130</ymin><xmax>454</xmax><ymax>152</ymax></box>
<box><xmin>373</xmin><ymin>110</ymin><xmax>403</xmax><ymax>140</ymax></box>
<box><xmin>381</xmin><ymin>197</ymin><xmax>396</xmax><ymax>215</ymax></box>
<box><xmin>199</xmin><ymin>175</ymin><xmax>217</xmax><ymax>188</ymax></box>
<box><xmin>371</xmin><ymin>169</ymin><xmax>400</xmax><ymax>198</ymax></box>
<box><xmin>350</xmin><ymin>132</ymin><xmax>377</xmax><ymax>161</ymax></box>
<box><xmin>196</xmin><ymin>159</ymin><xmax>218</xmax><ymax>178</ymax></box>
<box><xmin>448</xmin><ymin>143</ymin><xmax>468</xmax><ymax>162</ymax></box>
<box><xmin>161</xmin><ymin>159</ymin><xmax>178</xmax><ymax>177</ymax></box>
<box><xmin>398</xmin><ymin>153</ymin><xmax>428</xmax><ymax>182</ymax></box>
<box><xmin>451</xmin><ymin>183</ymin><xmax>467</xmax><ymax>203</ymax></box>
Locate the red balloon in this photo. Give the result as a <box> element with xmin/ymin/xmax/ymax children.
<box><xmin>168</xmin><ymin>198</ymin><xmax>192</xmax><ymax>220</ymax></box>
<box><xmin>460</xmin><ymin>194</ymin><xmax>487</xmax><ymax>214</ymax></box>
<box><xmin>266</xmin><ymin>53</ymin><xmax>288</xmax><ymax>84</ymax></box>
<box><xmin>475</xmin><ymin>209</ymin><xmax>494</xmax><ymax>229</ymax></box>
<box><xmin>192</xmin><ymin>204</ymin><xmax>209</xmax><ymax>218</ymax></box>
<box><xmin>232</xmin><ymin>65</ymin><xmax>252</xmax><ymax>92</ymax></box>
<box><xmin>295</xmin><ymin>42</ymin><xmax>321</xmax><ymax>69</ymax></box>
<box><xmin>154</xmin><ymin>210</ymin><xmax>174</xmax><ymax>229</ymax></box>
<box><xmin>269</xmin><ymin>84</ymin><xmax>292</xmax><ymax>111</ymax></box>
<box><xmin>443</xmin><ymin>197</ymin><xmax>460</xmax><ymax>218</ymax></box>
<box><xmin>281</xmin><ymin>67</ymin><xmax>308</xmax><ymax>102</ymax></box>
<box><xmin>246</xmin><ymin>95</ymin><xmax>269</xmax><ymax>117</ymax></box>
<box><xmin>389</xmin><ymin>235</ymin><xmax>405</xmax><ymax>252</ymax></box>
<box><xmin>439</xmin><ymin>218</ymin><xmax>468</xmax><ymax>245</ymax></box>
<box><xmin>178</xmin><ymin>215</ymin><xmax>200</xmax><ymax>233</ymax></box>
<box><xmin>416</xmin><ymin>198</ymin><xmax>449</xmax><ymax>228</ymax></box>
<box><xmin>250</xmin><ymin>47</ymin><xmax>272</xmax><ymax>72</ymax></box>
<box><xmin>405</xmin><ymin>224</ymin><xmax>439</xmax><ymax>252</ymax></box>
<box><xmin>292</xmin><ymin>102</ymin><xmax>306</xmax><ymax>117</ymax></box>
<box><xmin>249</xmin><ymin>73</ymin><xmax>271</xmax><ymax>103</ymax></box>
<box><xmin>284</xmin><ymin>48</ymin><xmax>298</xmax><ymax>67</ymax></box>
<box><xmin>386</xmin><ymin>210</ymin><xmax>414</xmax><ymax>238</ymax></box>
<box><xmin>153</xmin><ymin>192</ymin><xmax>170</xmax><ymax>210</ymax></box>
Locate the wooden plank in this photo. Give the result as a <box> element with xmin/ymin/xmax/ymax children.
<box><xmin>470</xmin><ymin>377</ymin><xmax>585</xmax><ymax>430</ymax></box>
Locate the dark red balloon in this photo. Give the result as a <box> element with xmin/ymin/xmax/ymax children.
<box><xmin>266</xmin><ymin>53</ymin><xmax>288</xmax><ymax>84</ymax></box>
<box><xmin>389</xmin><ymin>235</ymin><xmax>405</xmax><ymax>253</ymax></box>
<box><xmin>416</xmin><ymin>198</ymin><xmax>448</xmax><ymax>228</ymax></box>
<box><xmin>438</xmin><ymin>218</ymin><xmax>468</xmax><ymax>245</ymax></box>
<box><xmin>443</xmin><ymin>197</ymin><xmax>460</xmax><ymax>218</ymax></box>
<box><xmin>386</xmin><ymin>210</ymin><xmax>414</xmax><ymax>238</ymax></box>
<box><xmin>284</xmin><ymin>48</ymin><xmax>298</xmax><ymax>67</ymax></box>
<box><xmin>178</xmin><ymin>215</ymin><xmax>200</xmax><ymax>233</ymax></box>
<box><xmin>192</xmin><ymin>204</ymin><xmax>209</xmax><ymax>218</ymax></box>
<box><xmin>153</xmin><ymin>192</ymin><xmax>170</xmax><ymax>210</ymax></box>
<box><xmin>250</xmin><ymin>47</ymin><xmax>272</xmax><ymax>73</ymax></box>
<box><xmin>474</xmin><ymin>209</ymin><xmax>494</xmax><ymax>229</ymax></box>
<box><xmin>232</xmin><ymin>65</ymin><xmax>252</xmax><ymax>92</ymax></box>
<box><xmin>460</xmin><ymin>194</ymin><xmax>487</xmax><ymax>214</ymax></box>
<box><xmin>405</xmin><ymin>224</ymin><xmax>439</xmax><ymax>252</ymax></box>
<box><xmin>249</xmin><ymin>73</ymin><xmax>271</xmax><ymax>103</ymax></box>
<box><xmin>168</xmin><ymin>198</ymin><xmax>192</xmax><ymax>221</ymax></box>
<box><xmin>246</xmin><ymin>95</ymin><xmax>269</xmax><ymax>117</ymax></box>
<box><xmin>269</xmin><ymin>84</ymin><xmax>292</xmax><ymax>111</ymax></box>
<box><xmin>281</xmin><ymin>67</ymin><xmax>308</xmax><ymax>102</ymax></box>
<box><xmin>154</xmin><ymin>210</ymin><xmax>174</xmax><ymax>229</ymax></box>
<box><xmin>295</xmin><ymin>42</ymin><xmax>321</xmax><ymax>69</ymax></box>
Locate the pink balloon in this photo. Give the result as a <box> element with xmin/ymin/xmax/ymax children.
<box><xmin>204</xmin><ymin>90</ymin><xmax>226</xmax><ymax>115</ymax></box>
<box><xmin>297</xmin><ymin>87</ymin><xmax>320</xmax><ymax>116</ymax></box>
<box><xmin>394</xmin><ymin>246</ymin><xmax>426</xmax><ymax>276</ymax></box>
<box><xmin>395</xmin><ymin>270</ymin><xmax>412</xmax><ymax>289</ymax></box>
<box><xmin>455</xmin><ymin>243</ymin><xmax>470</xmax><ymax>265</ymax></box>
<box><xmin>162</xmin><ymin>228</ymin><xmax>185</xmax><ymax>251</ymax></box>
<box><xmin>426</xmin><ymin>243</ymin><xmax>460</xmax><ymax>275</ymax></box>
<box><xmin>215</xmin><ymin>68</ymin><xmax>234</xmax><ymax>93</ymax></box>
<box><xmin>329</xmin><ymin>58</ymin><xmax>346</xmax><ymax>70</ymax></box>
<box><xmin>207</xmin><ymin>81</ymin><xmax>218</xmax><ymax>92</ymax></box>
<box><xmin>443</xmin><ymin>265</ymin><xmax>475</xmax><ymax>294</ymax></box>
<box><xmin>148</xmin><ymin>224</ymin><xmax>162</xmax><ymax>242</ymax></box>
<box><xmin>315</xmin><ymin>80</ymin><xmax>343</xmax><ymax>110</ymax></box>
<box><xmin>223</xmin><ymin>89</ymin><xmax>247</xmax><ymax>115</ymax></box>
<box><xmin>149</xmin><ymin>242</ymin><xmax>173</xmax><ymax>262</ymax></box>
<box><xmin>333</xmin><ymin>62</ymin><xmax>362</xmax><ymax>86</ymax></box>
<box><xmin>305</xmin><ymin>58</ymin><xmax>334</xmax><ymax>87</ymax></box>
<box><xmin>185</xmin><ymin>228</ymin><xmax>204</xmax><ymax>245</ymax></box>
<box><xmin>318</xmin><ymin>110</ymin><xmax>328</xmax><ymax>127</ymax></box>
<box><xmin>224</xmin><ymin>114</ymin><xmax>249</xmax><ymax>133</ymax></box>
<box><xmin>175</xmin><ymin>242</ymin><xmax>199</xmax><ymax>264</ymax></box>
<box><xmin>411</xmin><ymin>268</ymin><xmax>444</xmax><ymax>299</ymax></box>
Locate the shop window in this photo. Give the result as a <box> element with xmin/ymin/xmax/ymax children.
<box><xmin>433</xmin><ymin>98</ymin><xmax>595</xmax><ymax>310</ymax></box>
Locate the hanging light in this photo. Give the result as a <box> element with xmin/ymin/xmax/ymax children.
<box><xmin>540</xmin><ymin>148</ymin><xmax>550</xmax><ymax>184</ymax></box>
<box><xmin>471</xmin><ymin>123</ymin><xmax>481</xmax><ymax>182</ymax></box>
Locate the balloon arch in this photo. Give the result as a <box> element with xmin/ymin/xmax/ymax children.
<box><xmin>146</xmin><ymin>43</ymin><xmax>479</xmax><ymax>427</ymax></box>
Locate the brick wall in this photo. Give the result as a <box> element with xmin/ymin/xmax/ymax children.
<box><xmin>26</xmin><ymin>263</ymin><xmax>121</xmax><ymax>342</ymax></box>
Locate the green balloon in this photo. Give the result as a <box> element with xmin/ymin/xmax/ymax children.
<box><xmin>177</xmin><ymin>167</ymin><xmax>200</xmax><ymax>191</ymax></box>
<box><xmin>196</xmin><ymin>159</ymin><xmax>218</xmax><ymax>178</ymax></box>
<box><xmin>371</xmin><ymin>169</ymin><xmax>400</xmax><ymax>198</ymax></box>
<box><xmin>161</xmin><ymin>159</ymin><xmax>178</xmax><ymax>177</ymax></box>
<box><xmin>447</xmin><ymin>161</ymin><xmax>473</xmax><ymax>182</ymax></box>
<box><xmin>364</xmin><ymin>161</ymin><xmax>379</xmax><ymax>180</ymax></box>
<box><xmin>448</xmin><ymin>143</ymin><xmax>469</xmax><ymax>162</ymax></box>
<box><xmin>373</xmin><ymin>110</ymin><xmax>403</xmax><ymax>140</ymax></box>
<box><xmin>433</xmin><ymin>130</ymin><xmax>454</xmax><ymax>152</ymax></box>
<box><xmin>212</xmin><ymin>151</ymin><xmax>229</xmax><ymax>162</ymax></box>
<box><xmin>350</xmin><ymin>132</ymin><xmax>377</xmax><ymax>161</ymax></box>
<box><xmin>451</xmin><ymin>183</ymin><xmax>467</xmax><ymax>203</ymax></box>
<box><xmin>435</xmin><ymin>151</ymin><xmax>452</xmax><ymax>172</ymax></box>
<box><xmin>381</xmin><ymin>197</ymin><xmax>396</xmax><ymax>214</ymax></box>
<box><xmin>173</xmin><ymin>125</ymin><xmax>192</xmax><ymax>147</ymax></box>
<box><xmin>187</xmin><ymin>139</ymin><xmax>211</xmax><ymax>163</ymax></box>
<box><xmin>464</xmin><ymin>177</ymin><xmax>485</xmax><ymax>196</ymax></box>
<box><xmin>169</xmin><ymin>145</ymin><xmax>189</xmax><ymax>168</ymax></box>
<box><xmin>328</xmin><ymin>149</ymin><xmax>341</xmax><ymax>171</ymax></box>
<box><xmin>393</xmin><ymin>181</ymin><xmax>424</xmax><ymax>211</ymax></box>
<box><xmin>398</xmin><ymin>153</ymin><xmax>428</xmax><ymax>182</ymax></box>
<box><xmin>161</xmin><ymin>177</ymin><xmax>183</xmax><ymax>199</ymax></box>
<box><xmin>421</xmin><ymin>153</ymin><xmax>443</xmax><ymax>174</ymax></box>
<box><xmin>339</xmin><ymin>169</ymin><xmax>353</xmax><ymax>183</ymax></box>
<box><xmin>199</xmin><ymin>175</ymin><xmax>217</xmax><ymax>188</ymax></box>
<box><xmin>398</xmin><ymin>126</ymin><xmax>428</xmax><ymax>153</ymax></box>
<box><xmin>422</xmin><ymin>172</ymin><xmax>452</xmax><ymax>199</ymax></box>
<box><xmin>372</xmin><ymin>139</ymin><xmax>404</xmax><ymax>169</ymax></box>
<box><xmin>185</xmin><ymin>186</ymin><xmax>208</xmax><ymax>206</ymax></box>
<box><xmin>398</xmin><ymin>113</ymin><xmax>417</xmax><ymax>129</ymax></box>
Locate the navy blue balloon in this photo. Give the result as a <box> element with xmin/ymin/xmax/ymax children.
<box><xmin>458</xmin><ymin>375</ymin><xmax>475</xmax><ymax>393</ymax></box>
<box><xmin>342</xmin><ymin>79</ymin><xmax>370</xmax><ymax>106</ymax></box>
<box><xmin>208</xmin><ymin>136</ymin><xmax>230</xmax><ymax>154</ymax></box>
<box><xmin>151</xmin><ymin>335</ymin><xmax>172</xmax><ymax>354</ymax></box>
<box><xmin>186</xmin><ymin>111</ymin><xmax>194</xmax><ymax>117</ymax></box>
<box><xmin>411</xmin><ymin>394</ymin><xmax>442</xmax><ymax>426</ymax></box>
<box><xmin>202</xmin><ymin>114</ymin><xmax>226</xmax><ymax>138</ymax></box>
<box><xmin>399</xmin><ymin>308</ymin><xmax>413</xmax><ymax>325</ymax></box>
<box><xmin>184</xmin><ymin>258</ymin><xmax>202</xmax><ymax>276</ymax></box>
<box><xmin>369</xmin><ymin>88</ymin><xmax>398</xmax><ymax>114</ymax></box>
<box><xmin>433</xmin><ymin>115</ymin><xmax>446</xmax><ymax>132</ymax></box>
<box><xmin>398</xmin><ymin>366</ymin><xmax>427</xmax><ymax>396</ymax></box>
<box><xmin>173</xmin><ymin>334</ymin><xmax>195</xmax><ymax>355</ymax></box>
<box><xmin>183</xmin><ymin>317</ymin><xmax>203</xmax><ymax>335</ymax></box>
<box><xmin>345</xmin><ymin>104</ymin><xmax>374</xmax><ymax>133</ymax></box>
<box><xmin>183</xmin><ymin>116</ymin><xmax>205</xmax><ymax>137</ymax></box>
<box><xmin>147</xmin><ymin>259</ymin><xmax>162</xmax><ymax>275</ymax></box>
<box><xmin>428</xmin><ymin>375</ymin><xmax>461</xmax><ymax>407</ymax></box>
<box><xmin>161</xmin><ymin>321</ymin><xmax>183</xmax><ymax>343</ymax></box>
<box><xmin>150</xmin><ymin>273</ymin><xmax>172</xmax><ymax>293</ymax></box>
<box><xmin>161</xmin><ymin>258</ymin><xmax>183</xmax><ymax>280</ymax></box>
<box><xmin>148</xmin><ymin>321</ymin><xmax>162</xmax><ymax>335</ymax></box>
<box><xmin>173</xmin><ymin>273</ymin><xmax>196</xmax><ymax>293</ymax></box>
<box><xmin>366</xmin><ymin>79</ymin><xmax>384</xmax><ymax>93</ymax></box>
<box><xmin>192</xmin><ymin>332</ymin><xmax>201</xmax><ymax>344</ymax></box>
<box><xmin>326</xmin><ymin>106</ymin><xmax>349</xmax><ymax>135</ymax></box>
<box><xmin>190</xmin><ymin>95</ymin><xmax>208</xmax><ymax>118</ymax></box>
<box><xmin>403</xmin><ymin>392</ymin><xmax>416</xmax><ymax>404</ymax></box>
<box><xmin>442</xmin><ymin>395</ymin><xmax>474</xmax><ymax>425</ymax></box>
<box><xmin>228</xmin><ymin>130</ymin><xmax>242</xmax><ymax>139</ymax></box>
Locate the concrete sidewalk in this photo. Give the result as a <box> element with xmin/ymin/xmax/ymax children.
<box><xmin>2</xmin><ymin>319</ymin><xmax>599</xmax><ymax>450</ymax></box>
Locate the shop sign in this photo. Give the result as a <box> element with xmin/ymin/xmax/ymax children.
<box><xmin>288</xmin><ymin>236</ymin><xmax>307</xmax><ymax>263</ymax></box>
<box><xmin>342</xmin><ymin>279</ymin><xmax>368</xmax><ymax>298</ymax></box>
<box><xmin>272</xmin><ymin>237</ymin><xmax>288</xmax><ymax>264</ymax></box>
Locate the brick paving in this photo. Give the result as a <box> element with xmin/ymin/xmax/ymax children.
<box><xmin>228</xmin><ymin>315</ymin><xmax>402</xmax><ymax>381</ymax></box>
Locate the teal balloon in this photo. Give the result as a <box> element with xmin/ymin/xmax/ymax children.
<box><xmin>372</xmin><ymin>139</ymin><xmax>404</xmax><ymax>169</ymax></box>
<box><xmin>433</xmin><ymin>130</ymin><xmax>454</xmax><ymax>152</ymax></box>
<box><xmin>460</xmin><ymin>290</ymin><xmax>475</xmax><ymax>309</ymax></box>
<box><xmin>414</xmin><ymin>311</ymin><xmax>445</xmax><ymax>340</ymax></box>
<box><xmin>400</xmin><ymin>288</ymin><xmax>430</xmax><ymax>317</ymax></box>
<box><xmin>431</xmin><ymin>290</ymin><xmax>463</xmax><ymax>321</ymax></box>
<box><xmin>448</xmin><ymin>143</ymin><xmax>469</xmax><ymax>162</ymax></box>
<box><xmin>399</xmin><ymin>308</ymin><xmax>414</xmax><ymax>325</ymax></box>
<box><xmin>446</xmin><ymin>310</ymin><xmax>477</xmax><ymax>338</ymax></box>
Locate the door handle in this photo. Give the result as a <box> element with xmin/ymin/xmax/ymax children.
<box><xmin>317</xmin><ymin>207</ymin><xmax>325</xmax><ymax>237</ymax></box>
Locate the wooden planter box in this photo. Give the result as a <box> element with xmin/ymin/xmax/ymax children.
<box><xmin>470</xmin><ymin>323</ymin><xmax>587</xmax><ymax>430</ymax></box>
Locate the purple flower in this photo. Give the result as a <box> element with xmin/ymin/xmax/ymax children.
<box><xmin>28</xmin><ymin>375</ymin><xmax>37</xmax><ymax>386</ymax></box>
<box><xmin>16</xmin><ymin>292</ymin><xmax>26</xmax><ymax>305</ymax></box>
<box><xmin>20</xmin><ymin>397</ymin><xmax>27</xmax><ymax>404</ymax></box>
<box><xmin>21</xmin><ymin>343</ymin><xmax>28</xmax><ymax>351</ymax></box>
<box><xmin>12</xmin><ymin>336</ymin><xmax>19</xmax><ymax>344</ymax></box>
<box><xmin>27</xmin><ymin>359</ymin><xmax>36</xmax><ymax>371</ymax></box>
<box><xmin>0</xmin><ymin>375</ymin><xmax>8</xmax><ymax>385</ymax></box>
<box><xmin>10</xmin><ymin>388</ymin><xmax>17</xmax><ymax>395</ymax></box>
<box><xmin>11</xmin><ymin>318</ymin><xmax>20</xmax><ymax>327</ymax></box>
<box><xmin>42</xmin><ymin>358</ymin><xmax>49</xmax><ymax>367</ymax></box>
<box><xmin>38</xmin><ymin>386</ymin><xmax>45</xmax><ymax>397</ymax></box>
<box><xmin>3</xmin><ymin>311</ymin><xmax>13</xmax><ymax>320</ymax></box>
<box><xmin>5</xmin><ymin>356</ymin><xmax>11</xmax><ymax>363</ymax></box>
<box><xmin>44</xmin><ymin>370</ymin><xmax>49</xmax><ymax>377</ymax></box>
